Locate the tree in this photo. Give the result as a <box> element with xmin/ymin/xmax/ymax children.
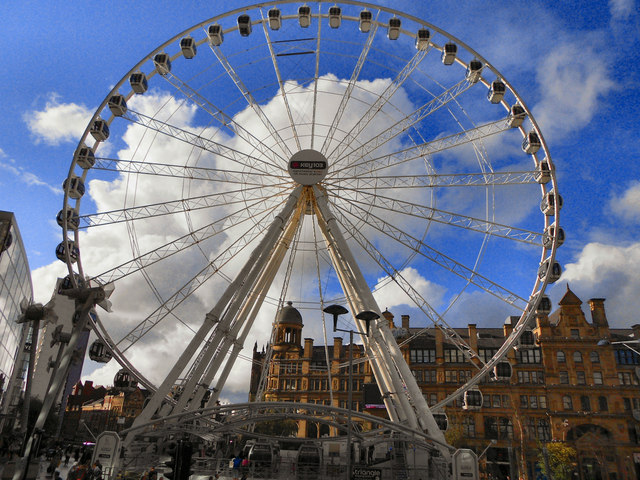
<box><xmin>253</xmin><ymin>418</ymin><xmax>298</xmax><ymax>437</ymax></box>
<box><xmin>538</xmin><ymin>442</ymin><xmax>577</xmax><ymax>480</ymax></box>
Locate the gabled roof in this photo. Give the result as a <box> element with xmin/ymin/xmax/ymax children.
<box><xmin>558</xmin><ymin>284</ymin><xmax>582</xmax><ymax>306</ymax></box>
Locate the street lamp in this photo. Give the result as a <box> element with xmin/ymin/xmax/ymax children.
<box><xmin>323</xmin><ymin>306</ymin><xmax>379</xmax><ymax>480</ymax></box>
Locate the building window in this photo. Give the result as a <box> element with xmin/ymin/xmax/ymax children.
<box><xmin>590</xmin><ymin>351</ymin><xmax>600</xmax><ymax>363</ymax></box>
<box><xmin>484</xmin><ymin>417</ymin><xmax>498</xmax><ymax>439</ymax></box>
<box><xmin>520</xmin><ymin>395</ymin><xmax>528</xmax><ymax>408</ymax></box>
<box><xmin>410</xmin><ymin>348</ymin><xmax>436</xmax><ymax>364</ymax></box>
<box><xmin>424</xmin><ymin>370</ymin><xmax>437</xmax><ymax>383</ymax></box>
<box><xmin>563</xmin><ymin>395</ymin><xmax>573</xmax><ymax>410</ymax></box>
<box><xmin>445</xmin><ymin>370</ymin><xmax>458</xmax><ymax>383</ymax></box>
<box><xmin>479</xmin><ymin>348</ymin><xmax>498</xmax><ymax>363</ymax></box>
<box><xmin>529</xmin><ymin>395</ymin><xmax>538</xmax><ymax>409</ymax></box>
<box><xmin>593</xmin><ymin>371</ymin><xmax>603</xmax><ymax>385</ymax></box>
<box><xmin>571</xmin><ymin>329</ymin><xmax>580</xmax><ymax>339</ymax></box>
<box><xmin>520</xmin><ymin>331</ymin><xmax>535</xmax><ymax>345</ymax></box>
<box><xmin>517</xmin><ymin>370</ymin><xmax>544</xmax><ymax>384</ymax></box>
<box><xmin>619</xmin><ymin>371</ymin><xmax>638</xmax><ymax>385</ymax></box>
<box><xmin>463</xmin><ymin>416</ymin><xmax>476</xmax><ymax>438</ymax></box>
<box><xmin>573</xmin><ymin>351</ymin><xmax>583</xmax><ymax>363</ymax></box>
<box><xmin>576</xmin><ymin>371</ymin><xmax>586</xmax><ymax>385</ymax></box>
<box><xmin>624</xmin><ymin>398</ymin><xmax>632</xmax><ymax>412</ymax></box>
<box><xmin>539</xmin><ymin>395</ymin><xmax>547</xmax><ymax>409</ymax></box>
<box><xmin>615</xmin><ymin>349</ymin><xmax>640</xmax><ymax>365</ymax></box>
<box><xmin>557</xmin><ymin>351</ymin><xmax>566</xmax><ymax>363</ymax></box>
<box><xmin>580</xmin><ymin>395</ymin><xmax>591</xmax><ymax>412</ymax></box>
<box><xmin>559</xmin><ymin>371</ymin><xmax>569</xmax><ymax>384</ymax></box>
<box><xmin>426</xmin><ymin>393</ymin><xmax>438</xmax><ymax>406</ymax></box>
<box><xmin>498</xmin><ymin>417</ymin><xmax>514</xmax><ymax>440</ymax></box>
<box><xmin>412</xmin><ymin>369</ymin><xmax>424</xmax><ymax>382</ymax></box>
<box><xmin>598</xmin><ymin>396</ymin><xmax>608</xmax><ymax>412</ymax></box>
<box><xmin>502</xmin><ymin>395</ymin><xmax>511</xmax><ymax>407</ymax></box>
<box><xmin>517</xmin><ymin>349</ymin><xmax>542</xmax><ymax>364</ymax></box>
<box><xmin>444</xmin><ymin>349</ymin><xmax>466</xmax><ymax>363</ymax></box>
<box><xmin>537</xmin><ymin>419</ymin><xmax>551</xmax><ymax>441</ymax></box>
<box><xmin>492</xmin><ymin>395</ymin><xmax>501</xmax><ymax>408</ymax></box>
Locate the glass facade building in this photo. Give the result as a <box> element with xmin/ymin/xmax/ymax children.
<box><xmin>0</xmin><ymin>211</ymin><xmax>33</xmax><ymax>421</ymax></box>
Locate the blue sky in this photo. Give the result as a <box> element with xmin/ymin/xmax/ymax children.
<box><xmin>1</xmin><ymin>1</ymin><xmax>639</xmax><ymax>394</ymax></box>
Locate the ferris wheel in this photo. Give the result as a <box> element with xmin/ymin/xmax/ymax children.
<box><xmin>58</xmin><ymin>0</ymin><xmax>562</xmax><ymax>442</ymax></box>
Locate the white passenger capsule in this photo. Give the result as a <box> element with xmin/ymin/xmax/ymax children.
<box><xmin>493</xmin><ymin>362</ymin><xmax>512</xmax><ymax>381</ymax></box>
<box><xmin>329</xmin><ymin>6</ymin><xmax>341</xmax><ymax>28</ymax></box>
<box><xmin>208</xmin><ymin>24</ymin><xmax>224</xmax><ymax>46</ymax></box>
<box><xmin>441</xmin><ymin>42</ymin><xmax>457</xmax><ymax>65</ymax></box>
<box><xmin>536</xmin><ymin>295</ymin><xmax>552</xmax><ymax>315</ymax></box>
<box><xmin>180</xmin><ymin>36</ymin><xmax>197</xmax><ymax>59</ymax></box>
<box><xmin>359</xmin><ymin>10</ymin><xmax>372</xmax><ymax>33</ymax></box>
<box><xmin>74</xmin><ymin>145</ymin><xmax>95</xmax><ymax>169</ymax></box>
<box><xmin>89</xmin><ymin>339</ymin><xmax>113</xmax><ymax>363</ymax></box>
<box><xmin>153</xmin><ymin>53</ymin><xmax>171</xmax><ymax>75</ymax></box>
<box><xmin>465</xmin><ymin>59</ymin><xmax>483</xmax><ymax>84</ymax></box>
<box><xmin>540</xmin><ymin>190</ymin><xmax>563</xmax><ymax>216</ymax></box>
<box><xmin>63</xmin><ymin>176</ymin><xmax>85</xmax><ymax>199</ymax></box>
<box><xmin>534</xmin><ymin>159</ymin><xmax>552</xmax><ymax>184</ymax></box>
<box><xmin>108</xmin><ymin>94</ymin><xmax>127</xmax><ymax>117</ymax></box>
<box><xmin>238</xmin><ymin>14</ymin><xmax>252</xmax><ymax>37</ymax></box>
<box><xmin>543</xmin><ymin>223</ymin><xmax>565</xmax><ymax>249</ymax></box>
<box><xmin>433</xmin><ymin>412</ymin><xmax>448</xmax><ymax>431</ymax></box>
<box><xmin>522</xmin><ymin>131</ymin><xmax>541</xmax><ymax>154</ymax></box>
<box><xmin>129</xmin><ymin>72</ymin><xmax>148</xmax><ymax>94</ymax></box>
<box><xmin>487</xmin><ymin>79</ymin><xmax>506</xmax><ymax>104</ymax></box>
<box><xmin>298</xmin><ymin>5</ymin><xmax>311</xmax><ymax>28</ymax></box>
<box><xmin>56</xmin><ymin>208</ymin><xmax>80</xmax><ymax>229</ymax></box>
<box><xmin>507</xmin><ymin>104</ymin><xmax>526</xmax><ymax>128</ymax></box>
<box><xmin>415</xmin><ymin>28</ymin><xmax>430</xmax><ymax>50</ymax></box>
<box><xmin>387</xmin><ymin>17</ymin><xmax>401</xmax><ymax>40</ymax></box>
<box><xmin>90</xmin><ymin>118</ymin><xmax>109</xmax><ymax>142</ymax></box>
<box><xmin>463</xmin><ymin>388</ymin><xmax>483</xmax><ymax>410</ymax></box>
<box><xmin>268</xmin><ymin>8</ymin><xmax>281</xmax><ymax>30</ymax></box>
<box><xmin>538</xmin><ymin>258</ymin><xmax>562</xmax><ymax>283</ymax></box>
<box><xmin>55</xmin><ymin>240</ymin><xmax>79</xmax><ymax>263</ymax></box>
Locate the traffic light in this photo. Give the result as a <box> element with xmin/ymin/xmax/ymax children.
<box><xmin>178</xmin><ymin>441</ymin><xmax>194</xmax><ymax>480</ymax></box>
<box><xmin>164</xmin><ymin>442</ymin><xmax>179</xmax><ymax>480</ymax></box>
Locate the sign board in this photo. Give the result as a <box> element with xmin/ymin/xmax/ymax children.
<box><xmin>91</xmin><ymin>431</ymin><xmax>121</xmax><ymax>473</ymax></box>
<box><xmin>352</xmin><ymin>467</ymin><xmax>382</xmax><ymax>480</ymax></box>
<box><xmin>288</xmin><ymin>149</ymin><xmax>328</xmax><ymax>186</ymax></box>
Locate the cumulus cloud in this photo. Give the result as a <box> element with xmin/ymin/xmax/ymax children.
<box><xmin>373</xmin><ymin>267</ymin><xmax>447</xmax><ymax>312</ymax></box>
<box><xmin>24</xmin><ymin>93</ymin><xmax>93</xmax><ymax>145</ymax></box>
<box><xmin>555</xmin><ymin>242</ymin><xmax>640</xmax><ymax>327</ymax></box>
<box><xmin>609</xmin><ymin>181</ymin><xmax>640</xmax><ymax>223</ymax></box>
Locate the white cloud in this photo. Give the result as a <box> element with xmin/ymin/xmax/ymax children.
<box><xmin>609</xmin><ymin>0</ymin><xmax>636</xmax><ymax>20</ymax></box>
<box><xmin>533</xmin><ymin>39</ymin><xmax>614</xmax><ymax>140</ymax></box>
<box><xmin>373</xmin><ymin>267</ymin><xmax>446</xmax><ymax>311</ymax></box>
<box><xmin>555</xmin><ymin>242</ymin><xmax>640</xmax><ymax>327</ymax></box>
<box><xmin>0</xmin><ymin>157</ymin><xmax>62</xmax><ymax>195</ymax></box>
<box><xmin>24</xmin><ymin>93</ymin><xmax>93</xmax><ymax>145</ymax></box>
<box><xmin>609</xmin><ymin>181</ymin><xmax>640</xmax><ymax>223</ymax></box>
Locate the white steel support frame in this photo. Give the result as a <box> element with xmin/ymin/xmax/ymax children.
<box><xmin>123</xmin><ymin>186</ymin><xmax>303</xmax><ymax>447</ymax></box>
<box><xmin>312</xmin><ymin>185</ymin><xmax>449</xmax><ymax>454</ymax></box>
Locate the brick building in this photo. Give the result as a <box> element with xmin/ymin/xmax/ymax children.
<box><xmin>250</xmin><ymin>289</ymin><xmax>640</xmax><ymax>480</ymax></box>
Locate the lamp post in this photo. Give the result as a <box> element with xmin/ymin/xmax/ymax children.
<box><xmin>323</xmin><ymin>305</ymin><xmax>379</xmax><ymax>480</ymax></box>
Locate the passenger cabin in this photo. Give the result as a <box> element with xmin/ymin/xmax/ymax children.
<box><xmin>208</xmin><ymin>24</ymin><xmax>224</xmax><ymax>46</ymax></box>
<box><xmin>180</xmin><ymin>36</ymin><xmax>197</xmax><ymax>59</ymax></box>
<box><xmin>238</xmin><ymin>14</ymin><xmax>252</xmax><ymax>36</ymax></box>
<box><xmin>463</xmin><ymin>388</ymin><xmax>483</xmax><ymax>410</ymax></box>
<box><xmin>153</xmin><ymin>53</ymin><xmax>171</xmax><ymax>75</ymax></box>
<box><xmin>387</xmin><ymin>17</ymin><xmax>401</xmax><ymax>40</ymax></box>
<box><xmin>299</xmin><ymin>5</ymin><xmax>311</xmax><ymax>28</ymax></box>
<box><xmin>58</xmin><ymin>274</ymin><xmax>85</xmax><ymax>292</ymax></box>
<box><xmin>359</xmin><ymin>10</ymin><xmax>372</xmax><ymax>33</ymax></box>
<box><xmin>507</xmin><ymin>104</ymin><xmax>526</xmax><ymax>128</ymax></box>
<box><xmin>522</xmin><ymin>131</ymin><xmax>541</xmax><ymax>154</ymax></box>
<box><xmin>543</xmin><ymin>223</ymin><xmax>565</xmax><ymax>249</ymax></box>
<box><xmin>535</xmin><ymin>159</ymin><xmax>551</xmax><ymax>184</ymax></box>
<box><xmin>465</xmin><ymin>59</ymin><xmax>483</xmax><ymax>84</ymax></box>
<box><xmin>56</xmin><ymin>208</ymin><xmax>79</xmax><ymax>230</ymax></box>
<box><xmin>90</xmin><ymin>119</ymin><xmax>109</xmax><ymax>142</ymax></box>
<box><xmin>538</xmin><ymin>258</ymin><xmax>562</xmax><ymax>283</ymax></box>
<box><xmin>114</xmin><ymin>369</ymin><xmax>138</xmax><ymax>389</ymax></box>
<box><xmin>416</xmin><ymin>28</ymin><xmax>430</xmax><ymax>50</ymax></box>
<box><xmin>433</xmin><ymin>412</ymin><xmax>448</xmax><ymax>431</ymax></box>
<box><xmin>329</xmin><ymin>6</ymin><xmax>341</xmax><ymax>28</ymax></box>
<box><xmin>89</xmin><ymin>340</ymin><xmax>113</xmax><ymax>363</ymax></box>
<box><xmin>536</xmin><ymin>295</ymin><xmax>552</xmax><ymax>315</ymax></box>
<box><xmin>268</xmin><ymin>8</ymin><xmax>281</xmax><ymax>30</ymax></box>
<box><xmin>63</xmin><ymin>176</ymin><xmax>85</xmax><ymax>200</ymax></box>
<box><xmin>540</xmin><ymin>190</ymin><xmax>563</xmax><ymax>216</ymax></box>
<box><xmin>108</xmin><ymin>94</ymin><xmax>127</xmax><ymax>117</ymax></box>
<box><xmin>441</xmin><ymin>42</ymin><xmax>457</xmax><ymax>65</ymax></box>
<box><xmin>487</xmin><ymin>80</ymin><xmax>506</xmax><ymax>104</ymax></box>
<box><xmin>129</xmin><ymin>72</ymin><xmax>148</xmax><ymax>94</ymax></box>
<box><xmin>55</xmin><ymin>240</ymin><xmax>79</xmax><ymax>263</ymax></box>
<box><xmin>493</xmin><ymin>361</ymin><xmax>512</xmax><ymax>381</ymax></box>
<box><xmin>74</xmin><ymin>146</ymin><xmax>95</xmax><ymax>169</ymax></box>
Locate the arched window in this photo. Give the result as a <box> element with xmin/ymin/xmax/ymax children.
<box><xmin>580</xmin><ymin>395</ymin><xmax>591</xmax><ymax>411</ymax></box>
<box><xmin>557</xmin><ymin>351</ymin><xmax>566</xmax><ymax>363</ymax></box>
<box><xmin>590</xmin><ymin>351</ymin><xmax>600</xmax><ymax>363</ymax></box>
<box><xmin>562</xmin><ymin>395</ymin><xmax>573</xmax><ymax>410</ymax></box>
<box><xmin>598</xmin><ymin>396</ymin><xmax>608</xmax><ymax>412</ymax></box>
<box><xmin>573</xmin><ymin>351</ymin><xmax>583</xmax><ymax>363</ymax></box>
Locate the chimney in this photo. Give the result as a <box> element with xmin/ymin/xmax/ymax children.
<box><xmin>304</xmin><ymin>338</ymin><xmax>313</xmax><ymax>358</ymax></box>
<box><xmin>334</xmin><ymin>337</ymin><xmax>343</xmax><ymax>359</ymax></box>
<box><xmin>503</xmin><ymin>316</ymin><xmax>515</xmax><ymax>338</ymax></box>
<box><xmin>402</xmin><ymin>315</ymin><xmax>410</xmax><ymax>330</ymax></box>
<box><xmin>382</xmin><ymin>310</ymin><xmax>394</xmax><ymax>329</ymax></box>
<box><xmin>468</xmin><ymin>324</ymin><xmax>478</xmax><ymax>352</ymax></box>
<box><xmin>632</xmin><ymin>325</ymin><xmax>640</xmax><ymax>340</ymax></box>
<box><xmin>588</xmin><ymin>298</ymin><xmax>609</xmax><ymax>327</ymax></box>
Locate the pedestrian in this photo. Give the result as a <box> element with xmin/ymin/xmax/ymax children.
<box><xmin>232</xmin><ymin>454</ymin><xmax>242</xmax><ymax>480</ymax></box>
<box><xmin>148</xmin><ymin>467</ymin><xmax>157</xmax><ymax>480</ymax></box>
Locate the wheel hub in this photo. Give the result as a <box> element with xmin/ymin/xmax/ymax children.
<box><xmin>288</xmin><ymin>149</ymin><xmax>328</xmax><ymax>186</ymax></box>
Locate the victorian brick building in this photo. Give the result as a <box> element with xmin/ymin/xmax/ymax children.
<box><xmin>250</xmin><ymin>288</ymin><xmax>640</xmax><ymax>480</ymax></box>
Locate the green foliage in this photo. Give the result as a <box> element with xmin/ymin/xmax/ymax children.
<box><xmin>444</xmin><ymin>422</ymin><xmax>465</xmax><ymax>449</ymax></box>
<box><xmin>253</xmin><ymin>418</ymin><xmax>298</xmax><ymax>437</ymax></box>
<box><xmin>538</xmin><ymin>442</ymin><xmax>577</xmax><ymax>480</ymax></box>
